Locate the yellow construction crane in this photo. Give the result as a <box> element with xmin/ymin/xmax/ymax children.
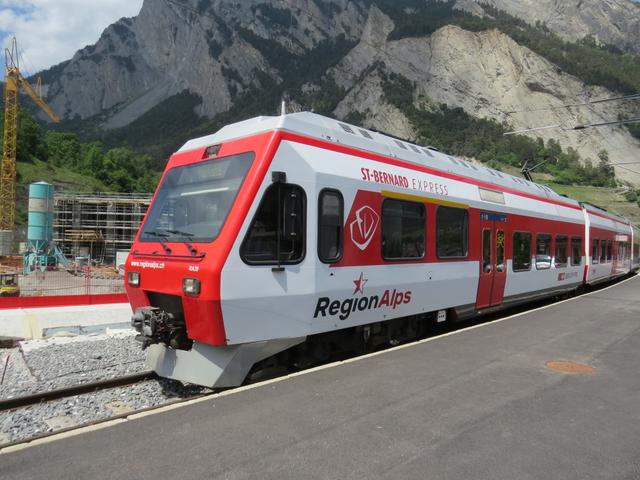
<box><xmin>1</xmin><ymin>37</ymin><xmax>60</xmax><ymax>235</ymax></box>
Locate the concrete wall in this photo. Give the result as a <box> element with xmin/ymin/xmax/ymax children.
<box><xmin>0</xmin><ymin>303</ymin><xmax>132</xmax><ymax>339</ymax></box>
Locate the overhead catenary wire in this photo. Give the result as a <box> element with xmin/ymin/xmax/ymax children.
<box><xmin>505</xmin><ymin>92</ymin><xmax>640</xmax><ymax>115</ymax></box>
<box><xmin>573</xmin><ymin>117</ymin><xmax>640</xmax><ymax>130</ymax></box>
<box><xmin>503</xmin><ymin>124</ymin><xmax>563</xmax><ymax>135</ymax></box>
<box><xmin>504</xmin><ymin>117</ymin><xmax>640</xmax><ymax>136</ymax></box>
<box><xmin>614</xmin><ymin>164</ymin><xmax>640</xmax><ymax>176</ymax></box>
<box><xmin>579</xmin><ymin>100</ymin><xmax>640</xmax><ymax>176</ymax></box>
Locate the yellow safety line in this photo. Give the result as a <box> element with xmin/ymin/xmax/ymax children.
<box><xmin>381</xmin><ymin>190</ymin><xmax>469</xmax><ymax>209</ymax></box>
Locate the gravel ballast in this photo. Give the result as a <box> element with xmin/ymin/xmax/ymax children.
<box><xmin>1</xmin><ymin>330</ymin><xmax>146</xmax><ymax>400</ymax></box>
<box><xmin>0</xmin><ymin>330</ymin><xmax>208</xmax><ymax>445</ymax></box>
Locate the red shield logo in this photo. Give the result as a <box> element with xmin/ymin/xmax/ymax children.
<box><xmin>349</xmin><ymin>205</ymin><xmax>379</xmax><ymax>251</ymax></box>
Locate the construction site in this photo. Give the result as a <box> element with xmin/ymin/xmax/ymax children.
<box><xmin>53</xmin><ymin>192</ymin><xmax>151</xmax><ymax>264</ymax></box>
<box><xmin>0</xmin><ymin>38</ymin><xmax>151</xmax><ymax>297</ymax></box>
<box><xmin>0</xmin><ymin>188</ymin><xmax>152</xmax><ymax>297</ymax></box>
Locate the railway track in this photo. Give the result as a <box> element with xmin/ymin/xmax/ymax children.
<box><xmin>0</xmin><ymin>371</ymin><xmax>157</xmax><ymax>413</ymax></box>
<box><xmin>0</xmin><ymin>387</ymin><xmax>215</xmax><ymax>451</ymax></box>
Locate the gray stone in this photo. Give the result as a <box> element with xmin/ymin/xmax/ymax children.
<box><xmin>43</xmin><ymin>416</ymin><xmax>77</xmax><ymax>431</ymax></box>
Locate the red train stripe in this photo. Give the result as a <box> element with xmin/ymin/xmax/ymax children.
<box><xmin>280</xmin><ymin>131</ymin><xmax>584</xmax><ymax>212</ymax></box>
<box><xmin>586</xmin><ymin>209</ymin><xmax>630</xmax><ymax>226</ymax></box>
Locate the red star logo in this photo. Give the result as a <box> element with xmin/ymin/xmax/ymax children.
<box><xmin>353</xmin><ymin>272</ymin><xmax>368</xmax><ymax>295</ymax></box>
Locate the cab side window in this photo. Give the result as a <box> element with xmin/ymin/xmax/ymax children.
<box><xmin>241</xmin><ymin>183</ymin><xmax>306</xmax><ymax>264</ymax></box>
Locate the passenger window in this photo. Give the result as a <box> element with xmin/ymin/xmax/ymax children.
<box><xmin>241</xmin><ymin>183</ymin><xmax>305</xmax><ymax>264</ymax></box>
<box><xmin>600</xmin><ymin>241</ymin><xmax>606</xmax><ymax>263</ymax></box>
<box><xmin>436</xmin><ymin>206</ymin><xmax>468</xmax><ymax>258</ymax></box>
<box><xmin>381</xmin><ymin>199</ymin><xmax>425</xmax><ymax>260</ymax></box>
<box><xmin>535</xmin><ymin>234</ymin><xmax>552</xmax><ymax>270</ymax></box>
<box><xmin>513</xmin><ymin>232</ymin><xmax>532</xmax><ymax>271</ymax></box>
<box><xmin>555</xmin><ymin>235</ymin><xmax>568</xmax><ymax>267</ymax></box>
<box><xmin>607</xmin><ymin>241</ymin><xmax>612</xmax><ymax>262</ymax></box>
<box><xmin>592</xmin><ymin>239</ymin><xmax>599</xmax><ymax>264</ymax></box>
<box><xmin>318</xmin><ymin>189</ymin><xmax>343</xmax><ymax>263</ymax></box>
<box><xmin>571</xmin><ymin>237</ymin><xmax>582</xmax><ymax>266</ymax></box>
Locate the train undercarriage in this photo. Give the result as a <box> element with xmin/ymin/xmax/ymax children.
<box><xmin>134</xmin><ymin>303</ymin><xmax>449</xmax><ymax>388</ymax></box>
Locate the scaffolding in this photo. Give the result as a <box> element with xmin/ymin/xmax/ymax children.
<box><xmin>53</xmin><ymin>192</ymin><xmax>152</xmax><ymax>264</ymax></box>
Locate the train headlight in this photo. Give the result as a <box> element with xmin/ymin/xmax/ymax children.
<box><xmin>183</xmin><ymin>278</ymin><xmax>201</xmax><ymax>295</ymax></box>
<box><xmin>128</xmin><ymin>271</ymin><xmax>140</xmax><ymax>287</ymax></box>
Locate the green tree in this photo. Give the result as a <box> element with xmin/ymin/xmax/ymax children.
<box><xmin>98</xmin><ymin>147</ymin><xmax>157</xmax><ymax>192</ymax></box>
<box><xmin>45</xmin><ymin>131</ymin><xmax>83</xmax><ymax>168</ymax></box>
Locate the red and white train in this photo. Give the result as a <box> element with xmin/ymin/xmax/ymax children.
<box><xmin>125</xmin><ymin>112</ymin><xmax>640</xmax><ymax>387</ymax></box>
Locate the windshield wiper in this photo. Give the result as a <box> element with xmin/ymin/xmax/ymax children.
<box><xmin>164</xmin><ymin>229</ymin><xmax>198</xmax><ymax>255</ymax></box>
<box><xmin>143</xmin><ymin>230</ymin><xmax>172</xmax><ymax>254</ymax></box>
<box><xmin>143</xmin><ymin>230</ymin><xmax>169</xmax><ymax>238</ymax></box>
<box><xmin>164</xmin><ymin>228</ymin><xmax>193</xmax><ymax>237</ymax></box>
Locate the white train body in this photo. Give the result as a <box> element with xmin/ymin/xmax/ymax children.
<box><xmin>125</xmin><ymin>113</ymin><xmax>637</xmax><ymax>387</ymax></box>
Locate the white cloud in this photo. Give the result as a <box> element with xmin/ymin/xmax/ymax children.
<box><xmin>0</xmin><ymin>0</ymin><xmax>143</xmax><ymax>75</ymax></box>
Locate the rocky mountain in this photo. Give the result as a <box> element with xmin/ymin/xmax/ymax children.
<box><xmin>332</xmin><ymin>7</ymin><xmax>640</xmax><ymax>183</ymax></box>
<box><xmin>37</xmin><ymin>0</ymin><xmax>640</xmax><ymax>185</ymax></box>
<box><xmin>455</xmin><ymin>0</ymin><xmax>640</xmax><ymax>56</ymax></box>
<box><xmin>44</xmin><ymin>0</ymin><xmax>367</xmax><ymax>126</ymax></box>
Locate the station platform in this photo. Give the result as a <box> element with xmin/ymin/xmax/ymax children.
<box><xmin>2</xmin><ymin>276</ymin><xmax>639</xmax><ymax>479</ymax></box>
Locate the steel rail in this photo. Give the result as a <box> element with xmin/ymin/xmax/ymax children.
<box><xmin>0</xmin><ymin>371</ymin><xmax>157</xmax><ymax>412</ymax></box>
<box><xmin>0</xmin><ymin>391</ymin><xmax>217</xmax><ymax>451</ymax></box>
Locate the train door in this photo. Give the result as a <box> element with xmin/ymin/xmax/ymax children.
<box><xmin>476</xmin><ymin>212</ymin><xmax>507</xmax><ymax>310</ymax></box>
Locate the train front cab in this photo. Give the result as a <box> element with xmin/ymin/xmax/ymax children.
<box><xmin>125</xmin><ymin>131</ymin><xmax>307</xmax><ymax>387</ymax></box>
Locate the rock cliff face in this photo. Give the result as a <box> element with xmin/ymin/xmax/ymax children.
<box><xmin>455</xmin><ymin>0</ymin><xmax>640</xmax><ymax>56</ymax></box>
<box><xmin>332</xmin><ymin>8</ymin><xmax>640</xmax><ymax>184</ymax></box>
<box><xmin>45</xmin><ymin>0</ymin><xmax>366</xmax><ymax>127</ymax></box>
<box><xmin>39</xmin><ymin>0</ymin><xmax>640</xmax><ymax>184</ymax></box>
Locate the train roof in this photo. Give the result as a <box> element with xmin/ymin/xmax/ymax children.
<box><xmin>581</xmin><ymin>202</ymin><xmax>631</xmax><ymax>226</ymax></box>
<box><xmin>178</xmin><ymin>112</ymin><xmax>583</xmax><ymax>208</ymax></box>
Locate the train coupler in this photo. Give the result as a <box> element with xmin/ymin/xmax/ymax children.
<box><xmin>131</xmin><ymin>307</ymin><xmax>192</xmax><ymax>351</ymax></box>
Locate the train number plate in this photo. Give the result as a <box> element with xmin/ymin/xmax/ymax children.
<box><xmin>437</xmin><ymin>310</ymin><xmax>447</xmax><ymax>323</ymax></box>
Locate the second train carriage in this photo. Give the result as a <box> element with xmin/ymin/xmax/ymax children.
<box><xmin>125</xmin><ymin>112</ymin><xmax>636</xmax><ymax>387</ymax></box>
<box><xmin>583</xmin><ymin>204</ymin><xmax>634</xmax><ymax>284</ymax></box>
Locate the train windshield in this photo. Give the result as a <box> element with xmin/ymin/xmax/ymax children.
<box><xmin>140</xmin><ymin>152</ymin><xmax>255</xmax><ymax>243</ymax></box>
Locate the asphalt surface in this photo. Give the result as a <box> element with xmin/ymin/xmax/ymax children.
<box><xmin>2</xmin><ymin>276</ymin><xmax>640</xmax><ymax>480</ymax></box>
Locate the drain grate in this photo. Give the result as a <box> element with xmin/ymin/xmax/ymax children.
<box><xmin>546</xmin><ymin>361</ymin><xmax>594</xmax><ymax>374</ymax></box>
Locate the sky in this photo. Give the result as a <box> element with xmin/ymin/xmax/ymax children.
<box><xmin>0</xmin><ymin>0</ymin><xmax>144</xmax><ymax>76</ymax></box>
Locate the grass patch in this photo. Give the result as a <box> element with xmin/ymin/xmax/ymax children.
<box><xmin>548</xmin><ymin>183</ymin><xmax>640</xmax><ymax>226</ymax></box>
